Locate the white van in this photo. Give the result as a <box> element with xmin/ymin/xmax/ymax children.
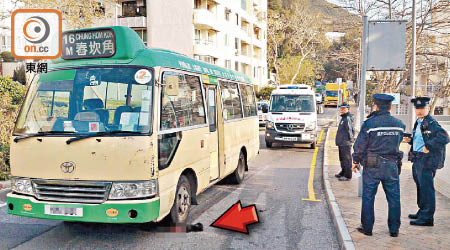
<box><xmin>265</xmin><ymin>84</ymin><xmax>318</xmax><ymax>148</ymax></box>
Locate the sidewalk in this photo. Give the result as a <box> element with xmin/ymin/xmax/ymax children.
<box><xmin>325</xmin><ymin>127</ymin><xmax>450</xmax><ymax>250</ymax></box>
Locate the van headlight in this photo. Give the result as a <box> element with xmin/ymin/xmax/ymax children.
<box><xmin>11</xmin><ymin>177</ymin><xmax>34</xmax><ymax>195</ymax></box>
<box><xmin>306</xmin><ymin>122</ymin><xmax>316</xmax><ymax>131</ymax></box>
<box><xmin>266</xmin><ymin>121</ymin><xmax>275</xmax><ymax>129</ymax></box>
<box><xmin>108</xmin><ymin>180</ymin><xmax>158</xmax><ymax>200</ymax></box>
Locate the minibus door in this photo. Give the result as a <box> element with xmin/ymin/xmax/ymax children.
<box><xmin>206</xmin><ymin>86</ymin><xmax>220</xmax><ymax>181</ymax></box>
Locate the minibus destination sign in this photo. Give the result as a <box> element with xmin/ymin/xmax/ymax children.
<box><xmin>62</xmin><ymin>29</ymin><xmax>116</xmax><ymax>60</ymax></box>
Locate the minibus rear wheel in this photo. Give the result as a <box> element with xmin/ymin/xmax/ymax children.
<box><xmin>230</xmin><ymin>152</ymin><xmax>246</xmax><ymax>184</ymax></box>
<box><xmin>169</xmin><ymin>175</ymin><xmax>192</xmax><ymax>224</ymax></box>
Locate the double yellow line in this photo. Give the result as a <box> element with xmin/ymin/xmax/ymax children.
<box><xmin>302</xmin><ymin>129</ymin><xmax>324</xmax><ymax>202</ymax></box>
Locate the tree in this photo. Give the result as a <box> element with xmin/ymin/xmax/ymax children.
<box><xmin>337</xmin><ymin>0</ymin><xmax>450</xmax><ymax>95</ymax></box>
<box><xmin>0</xmin><ymin>51</ymin><xmax>15</xmax><ymax>62</ymax></box>
<box><xmin>256</xmin><ymin>86</ymin><xmax>276</xmax><ymax>100</ymax></box>
<box><xmin>267</xmin><ymin>1</ymin><xmax>327</xmax><ymax>86</ymax></box>
<box><xmin>12</xmin><ymin>64</ymin><xmax>26</xmax><ymax>85</ymax></box>
<box><xmin>20</xmin><ymin>0</ymin><xmax>114</xmax><ymax>29</ymax></box>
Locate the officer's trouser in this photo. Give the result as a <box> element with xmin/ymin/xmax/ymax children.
<box><xmin>362</xmin><ymin>156</ymin><xmax>401</xmax><ymax>233</ymax></box>
<box><xmin>412</xmin><ymin>156</ymin><xmax>436</xmax><ymax>221</ymax></box>
<box><xmin>338</xmin><ymin>145</ymin><xmax>352</xmax><ymax>178</ymax></box>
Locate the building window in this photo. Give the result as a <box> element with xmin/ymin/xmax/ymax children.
<box><xmin>241</xmin><ymin>0</ymin><xmax>246</xmax><ymax>10</ymax></box>
<box><xmin>195</xmin><ymin>29</ymin><xmax>201</xmax><ymax>43</ymax></box>
<box><xmin>225</xmin><ymin>8</ymin><xmax>231</xmax><ymax>21</ymax></box>
<box><xmin>236</xmin><ymin>14</ymin><xmax>239</xmax><ymax>26</ymax></box>
<box><xmin>134</xmin><ymin>29</ymin><xmax>147</xmax><ymax>46</ymax></box>
<box><xmin>224</xmin><ymin>34</ymin><xmax>228</xmax><ymax>47</ymax></box>
<box><xmin>235</xmin><ymin>38</ymin><xmax>239</xmax><ymax>50</ymax></box>
<box><xmin>225</xmin><ymin>60</ymin><xmax>231</xmax><ymax>69</ymax></box>
<box><xmin>235</xmin><ymin>62</ymin><xmax>239</xmax><ymax>71</ymax></box>
<box><xmin>122</xmin><ymin>1</ymin><xmax>146</xmax><ymax>17</ymax></box>
<box><xmin>194</xmin><ymin>0</ymin><xmax>201</xmax><ymax>9</ymax></box>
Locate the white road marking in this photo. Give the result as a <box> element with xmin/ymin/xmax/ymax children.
<box><xmin>0</xmin><ymin>202</ymin><xmax>6</xmax><ymax>208</ymax></box>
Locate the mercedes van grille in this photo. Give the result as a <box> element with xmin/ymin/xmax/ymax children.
<box><xmin>275</xmin><ymin>123</ymin><xmax>305</xmax><ymax>132</ymax></box>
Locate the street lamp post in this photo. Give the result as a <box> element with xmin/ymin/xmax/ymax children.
<box><xmin>408</xmin><ymin>0</ymin><xmax>417</xmax><ymax>132</ymax></box>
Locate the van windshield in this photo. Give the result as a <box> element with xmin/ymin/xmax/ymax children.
<box><xmin>270</xmin><ymin>95</ymin><xmax>315</xmax><ymax>112</ymax></box>
<box><xmin>14</xmin><ymin>67</ymin><xmax>153</xmax><ymax>135</ymax></box>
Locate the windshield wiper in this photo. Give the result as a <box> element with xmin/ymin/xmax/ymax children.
<box><xmin>66</xmin><ymin>131</ymin><xmax>142</xmax><ymax>145</ymax></box>
<box><xmin>14</xmin><ymin>131</ymin><xmax>76</xmax><ymax>143</ymax></box>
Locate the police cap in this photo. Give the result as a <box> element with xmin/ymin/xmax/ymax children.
<box><xmin>411</xmin><ymin>97</ymin><xmax>430</xmax><ymax>108</ymax></box>
<box><xmin>339</xmin><ymin>102</ymin><xmax>350</xmax><ymax>108</ymax></box>
<box><xmin>373</xmin><ymin>94</ymin><xmax>395</xmax><ymax>106</ymax></box>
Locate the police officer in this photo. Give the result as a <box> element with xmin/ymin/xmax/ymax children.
<box><xmin>405</xmin><ymin>97</ymin><xmax>449</xmax><ymax>226</ymax></box>
<box><xmin>335</xmin><ymin>102</ymin><xmax>355</xmax><ymax>181</ymax></box>
<box><xmin>352</xmin><ymin>94</ymin><xmax>405</xmax><ymax>237</ymax></box>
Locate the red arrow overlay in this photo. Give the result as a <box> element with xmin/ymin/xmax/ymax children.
<box><xmin>210</xmin><ymin>201</ymin><xmax>259</xmax><ymax>234</ymax></box>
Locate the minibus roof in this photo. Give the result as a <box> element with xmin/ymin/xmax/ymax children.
<box><xmin>49</xmin><ymin>26</ymin><xmax>251</xmax><ymax>84</ymax></box>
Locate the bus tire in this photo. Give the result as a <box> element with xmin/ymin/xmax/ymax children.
<box><xmin>310</xmin><ymin>142</ymin><xmax>316</xmax><ymax>149</ymax></box>
<box><xmin>265</xmin><ymin>141</ymin><xmax>272</xmax><ymax>148</ymax></box>
<box><xmin>168</xmin><ymin>175</ymin><xmax>191</xmax><ymax>224</ymax></box>
<box><xmin>230</xmin><ymin>152</ymin><xmax>246</xmax><ymax>184</ymax></box>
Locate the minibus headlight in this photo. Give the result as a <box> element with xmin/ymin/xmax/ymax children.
<box><xmin>108</xmin><ymin>180</ymin><xmax>158</xmax><ymax>200</ymax></box>
<box><xmin>266</xmin><ymin>121</ymin><xmax>275</xmax><ymax>129</ymax></box>
<box><xmin>11</xmin><ymin>177</ymin><xmax>34</xmax><ymax>195</ymax></box>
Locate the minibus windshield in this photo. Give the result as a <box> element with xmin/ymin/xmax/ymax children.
<box><xmin>270</xmin><ymin>95</ymin><xmax>315</xmax><ymax>112</ymax></box>
<box><xmin>14</xmin><ymin>67</ymin><xmax>154</xmax><ymax>135</ymax></box>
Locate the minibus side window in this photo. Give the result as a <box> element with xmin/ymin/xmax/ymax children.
<box><xmin>160</xmin><ymin>72</ymin><xmax>206</xmax><ymax>130</ymax></box>
<box><xmin>219</xmin><ymin>81</ymin><xmax>243</xmax><ymax>120</ymax></box>
<box><xmin>239</xmin><ymin>84</ymin><xmax>257</xmax><ymax>117</ymax></box>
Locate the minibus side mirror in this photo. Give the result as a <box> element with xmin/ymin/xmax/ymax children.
<box><xmin>165</xmin><ymin>76</ymin><xmax>180</xmax><ymax>96</ymax></box>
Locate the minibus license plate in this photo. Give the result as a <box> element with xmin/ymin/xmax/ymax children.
<box><xmin>302</xmin><ymin>134</ymin><xmax>311</xmax><ymax>140</ymax></box>
<box><xmin>276</xmin><ymin>137</ymin><xmax>298</xmax><ymax>142</ymax></box>
<box><xmin>45</xmin><ymin>206</ymin><xmax>83</xmax><ymax>217</ymax></box>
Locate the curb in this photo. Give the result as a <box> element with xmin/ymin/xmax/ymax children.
<box><xmin>322</xmin><ymin>128</ymin><xmax>356</xmax><ymax>250</ymax></box>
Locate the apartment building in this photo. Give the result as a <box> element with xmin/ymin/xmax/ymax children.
<box><xmin>114</xmin><ymin>0</ymin><xmax>268</xmax><ymax>89</ymax></box>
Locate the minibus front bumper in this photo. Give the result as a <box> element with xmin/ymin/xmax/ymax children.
<box><xmin>6</xmin><ymin>193</ymin><xmax>160</xmax><ymax>223</ymax></box>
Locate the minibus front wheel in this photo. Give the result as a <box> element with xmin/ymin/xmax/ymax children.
<box><xmin>169</xmin><ymin>175</ymin><xmax>192</xmax><ymax>224</ymax></box>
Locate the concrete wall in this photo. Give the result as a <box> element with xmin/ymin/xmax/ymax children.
<box><xmin>146</xmin><ymin>0</ymin><xmax>193</xmax><ymax>57</ymax></box>
<box><xmin>1</xmin><ymin>62</ymin><xmax>21</xmax><ymax>77</ymax></box>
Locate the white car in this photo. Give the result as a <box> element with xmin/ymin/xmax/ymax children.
<box><xmin>257</xmin><ymin>101</ymin><xmax>269</xmax><ymax>126</ymax></box>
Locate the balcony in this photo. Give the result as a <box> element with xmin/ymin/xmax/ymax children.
<box><xmin>194</xmin><ymin>39</ymin><xmax>220</xmax><ymax>58</ymax></box>
<box><xmin>118</xmin><ymin>16</ymin><xmax>146</xmax><ymax>28</ymax></box>
<box><xmin>252</xmin><ymin>38</ymin><xmax>265</xmax><ymax>49</ymax></box>
<box><xmin>193</xmin><ymin>9</ymin><xmax>220</xmax><ymax>31</ymax></box>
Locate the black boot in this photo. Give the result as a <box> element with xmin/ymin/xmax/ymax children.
<box><xmin>410</xmin><ymin>219</ymin><xmax>434</xmax><ymax>226</ymax></box>
<box><xmin>408</xmin><ymin>213</ymin><xmax>418</xmax><ymax>219</ymax></box>
<box><xmin>356</xmin><ymin>226</ymin><xmax>372</xmax><ymax>236</ymax></box>
<box><xmin>390</xmin><ymin>232</ymin><xmax>399</xmax><ymax>237</ymax></box>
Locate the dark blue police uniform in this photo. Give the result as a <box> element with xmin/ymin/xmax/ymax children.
<box><xmin>352</xmin><ymin>94</ymin><xmax>405</xmax><ymax>236</ymax></box>
<box><xmin>408</xmin><ymin>97</ymin><xmax>450</xmax><ymax>226</ymax></box>
<box><xmin>335</xmin><ymin>103</ymin><xmax>355</xmax><ymax>180</ymax></box>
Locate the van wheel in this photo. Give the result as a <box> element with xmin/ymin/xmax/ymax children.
<box><xmin>168</xmin><ymin>175</ymin><xmax>191</xmax><ymax>224</ymax></box>
<box><xmin>230</xmin><ymin>152</ymin><xmax>246</xmax><ymax>184</ymax></box>
<box><xmin>310</xmin><ymin>142</ymin><xmax>316</xmax><ymax>149</ymax></box>
<box><xmin>265</xmin><ymin>141</ymin><xmax>272</xmax><ymax>148</ymax></box>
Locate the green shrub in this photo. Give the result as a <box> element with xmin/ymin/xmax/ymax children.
<box><xmin>0</xmin><ymin>76</ymin><xmax>26</xmax><ymax>179</ymax></box>
<box><xmin>0</xmin><ymin>76</ymin><xmax>26</xmax><ymax>105</ymax></box>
